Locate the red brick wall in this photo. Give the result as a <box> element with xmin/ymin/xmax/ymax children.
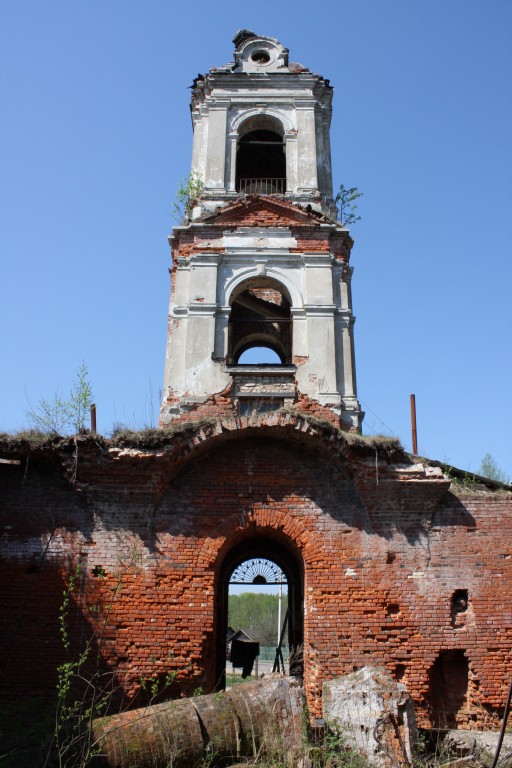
<box><xmin>1</xmin><ymin>422</ymin><xmax>511</xmax><ymax>729</ymax></box>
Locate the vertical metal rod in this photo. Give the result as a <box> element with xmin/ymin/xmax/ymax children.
<box><xmin>490</xmin><ymin>676</ymin><xmax>512</xmax><ymax>768</ymax></box>
<box><xmin>90</xmin><ymin>404</ymin><xmax>97</xmax><ymax>434</ymax></box>
<box><xmin>410</xmin><ymin>394</ymin><xmax>418</xmax><ymax>454</ymax></box>
<box><xmin>277</xmin><ymin>577</ymin><xmax>282</xmax><ymax>652</ymax></box>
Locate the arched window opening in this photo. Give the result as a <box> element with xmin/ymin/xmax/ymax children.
<box><xmin>237</xmin><ymin>347</ymin><xmax>282</xmax><ymax>365</ymax></box>
<box><xmin>236</xmin><ymin>117</ymin><xmax>286</xmax><ymax>194</ymax></box>
<box><xmin>228</xmin><ymin>278</ymin><xmax>292</xmax><ymax>365</ymax></box>
<box><xmin>216</xmin><ymin>537</ymin><xmax>304</xmax><ymax>691</ymax></box>
<box><xmin>227</xmin><ymin>558</ymin><xmax>288</xmax><ymax>686</ymax></box>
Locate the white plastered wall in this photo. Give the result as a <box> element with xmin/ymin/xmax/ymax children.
<box><xmin>162</xmin><ymin>229</ymin><xmax>359</xmax><ymax>418</ymax></box>
<box><xmin>189</xmin><ymin>66</ymin><xmax>335</xmax><ymax>215</ymax></box>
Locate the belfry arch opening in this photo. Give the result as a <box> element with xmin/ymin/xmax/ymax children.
<box><xmin>237</xmin><ymin>347</ymin><xmax>282</xmax><ymax>364</ymax></box>
<box><xmin>228</xmin><ymin>277</ymin><xmax>292</xmax><ymax>365</ymax></box>
<box><xmin>236</xmin><ymin>115</ymin><xmax>286</xmax><ymax>194</ymax></box>
<box><xmin>216</xmin><ymin>536</ymin><xmax>304</xmax><ymax>690</ymax></box>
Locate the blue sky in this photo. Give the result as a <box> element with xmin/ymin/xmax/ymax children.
<box><xmin>1</xmin><ymin>0</ymin><xmax>511</xmax><ymax>478</ymax></box>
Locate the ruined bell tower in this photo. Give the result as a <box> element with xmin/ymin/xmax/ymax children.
<box><xmin>160</xmin><ymin>31</ymin><xmax>363</xmax><ymax>431</ymax></box>
<box><xmin>3</xmin><ymin>32</ymin><xmax>512</xmax><ymax>735</ymax></box>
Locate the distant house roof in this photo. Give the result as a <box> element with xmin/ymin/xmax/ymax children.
<box><xmin>227</xmin><ymin>627</ymin><xmax>253</xmax><ymax>643</ymax></box>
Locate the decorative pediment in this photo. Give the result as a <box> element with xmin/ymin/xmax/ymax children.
<box><xmin>201</xmin><ymin>196</ymin><xmax>332</xmax><ymax>228</ymax></box>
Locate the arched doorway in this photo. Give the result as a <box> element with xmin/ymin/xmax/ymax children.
<box><xmin>215</xmin><ymin>535</ymin><xmax>303</xmax><ymax>690</ymax></box>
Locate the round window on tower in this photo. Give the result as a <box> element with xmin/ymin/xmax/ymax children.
<box><xmin>251</xmin><ymin>50</ymin><xmax>271</xmax><ymax>65</ymax></box>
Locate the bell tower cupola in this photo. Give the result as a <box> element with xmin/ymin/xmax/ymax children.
<box><xmin>189</xmin><ymin>30</ymin><xmax>336</xmax><ymax>218</ymax></box>
<box><xmin>160</xmin><ymin>33</ymin><xmax>363</xmax><ymax>432</ymax></box>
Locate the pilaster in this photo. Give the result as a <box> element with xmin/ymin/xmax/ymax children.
<box><xmin>204</xmin><ymin>101</ymin><xmax>230</xmax><ymax>190</ymax></box>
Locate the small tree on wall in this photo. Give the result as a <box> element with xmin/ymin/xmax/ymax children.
<box><xmin>26</xmin><ymin>361</ymin><xmax>94</xmax><ymax>435</ymax></box>
<box><xmin>335</xmin><ymin>184</ymin><xmax>363</xmax><ymax>226</ymax></box>
<box><xmin>479</xmin><ymin>453</ymin><xmax>509</xmax><ymax>484</ymax></box>
<box><xmin>68</xmin><ymin>362</ymin><xmax>94</xmax><ymax>433</ymax></box>
<box><xmin>171</xmin><ymin>173</ymin><xmax>204</xmax><ymax>223</ymax></box>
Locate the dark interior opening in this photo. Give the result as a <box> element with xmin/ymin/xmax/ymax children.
<box><xmin>451</xmin><ymin>589</ymin><xmax>469</xmax><ymax>614</ymax></box>
<box><xmin>236</xmin><ymin>129</ymin><xmax>286</xmax><ymax>193</ymax></box>
<box><xmin>427</xmin><ymin>649</ymin><xmax>469</xmax><ymax>728</ymax></box>
<box><xmin>238</xmin><ymin>398</ymin><xmax>284</xmax><ymax>417</ymax></box>
<box><xmin>451</xmin><ymin>589</ymin><xmax>469</xmax><ymax>628</ymax></box>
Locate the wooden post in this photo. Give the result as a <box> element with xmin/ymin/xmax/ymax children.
<box><xmin>410</xmin><ymin>394</ymin><xmax>418</xmax><ymax>455</ymax></box>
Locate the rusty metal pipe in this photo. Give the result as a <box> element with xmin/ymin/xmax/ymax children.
<box><xmin>410</xmin><ymin>394</ymin><xmax>418</xmax><ymax>455</ymax></box>
<box><xmin>90</xmin><ymin>404</ymin><xmax>97</xmax><ymax>434</ymax></box>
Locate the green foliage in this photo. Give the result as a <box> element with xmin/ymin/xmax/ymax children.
<box><xmin>25</xmin><ymin>392</ymin><xmax>71</xmax><ymax>436</ymax></box>
<box><xmin>68</xmin><ymin>362</ymin><xmax>94</xmax><ymax>433</ymax></box>
<box><xmin>58</xmin><ymin>564</ymin><xmax>80</xmax><ymax>653</ymax></box>
<box><xmin>228</xmin><ymin>591</ymin><xmax>288</xmax><ymax>646</ymax></box>
<box><xmin>411</xmin><ymin>729</ymin><xmax>455</xmax><ymax>768</ymax></box>
<box><xmin>225</xmin><ymin>672</ymin><xmax>256</xmax><ymax>687</ymax></box>
<box><xmin>241</xmin><ymin>715</ymin><xmax>372</xmax><ymax>768</ymax></box>
<box><xmin>52</xmin><ymin>564</ymin><xmax>102</xmax><ymax>767</ymax></box>
<box><xmin>139</xmin><ymin>670</ymin><xmax>179</xmax><ymax>702</ymax></box>
<box><xmin>445</xmin><ymin>466</ymin><xmax>478</xmax><ymax>491</ymax></box>
<box><xmin>310</xmin><ymin>722</ymin><xmax>370</xmax><ymax>768</ymax></box>
<box><xmin>479</xmin><ymin>452</ymin><xmax>509</xmax><ymax>484</ymax></box>
<box><xmin>26</xmin><ymin>361</ymin><xmax>94</xmax><ymax>436</ymax></box>
<box><xmin>171</xmin><ymin>172</ymin><xmax>204</xmax><ymax>223</ymax></box>
<box><xmin>335</xmin><ymin>184</ymin><xmax>363</xmax><ymax>226</ymax></box>
<box><xmin>334</xmin><ymin>184</ymin><xmax>363</xmax><ymax>227</ymax></box>
<box><xmin>139</xmin><ymin>674</ymin><xmax>158</xmax><ymax>700</ymax></box>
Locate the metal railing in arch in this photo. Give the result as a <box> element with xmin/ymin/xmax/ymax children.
<box><xmin>237</xmin><ymin>178</ymin><xmax>286</xmax><ymax>194</ymax></box>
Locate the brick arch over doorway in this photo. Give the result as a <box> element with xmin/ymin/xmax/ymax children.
<box><xmin>155</xmin><ymin>433</ymin><xmax>369</xmax><ymax>713</ymax></box>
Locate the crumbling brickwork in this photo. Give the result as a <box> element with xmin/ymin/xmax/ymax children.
<box><xmin>1</xmin><ymin>414</ymin><xmax>511</xmax><ymax>730</ymax></box>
